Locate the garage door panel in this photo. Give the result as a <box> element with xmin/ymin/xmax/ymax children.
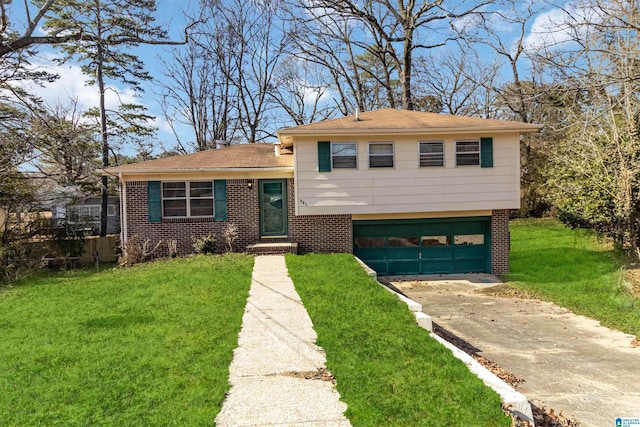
<box><xmin>354</xmin><ymin>225</ymin><xmax>387</xmax><ymax>237</ymax></box>
<box><xmin>353</xmin><ymin>217</ymin><xmax>491</xmax><ymax>276</ymax></box>
<box><xmin>421</xmin><ymin>260</ymin><xmax>455</xmax><ymax>274</ymax></box>
<box><xmin>420</xmin><ymin>222</ymin><xmax>452</xmax><ymax>235</ymax></box>
<box><xmin>421</xmin><ymin>246</ymin><xmax>453</xmax><ymax>258</ymax></box>
<box><xmin>387</xmin><ymin>247</ymin><xmax>420</xmax><ymax>260</ymax></box>
<box><xmin>455</xmin><ymin>259</ymin><xmax>486</xmax><ymax>273</ymax></box>
<box><xmin>388</xmin><ymin>261</ymin><xmax>421</xmax><ymax>275</ymax></box>
<box><xmin>354</xmin><ymin>248</ymin><xmax>386</xmax><ymax>261</ymax></box>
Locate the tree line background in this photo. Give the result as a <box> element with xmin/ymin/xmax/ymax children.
<box><xmin>1</xmin><ymin>0</ymin><xmax>639</xmax><ymax>259</ymax></box>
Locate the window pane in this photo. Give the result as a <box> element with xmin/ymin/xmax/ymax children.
<box><xmin>421</xmin><ymin>156</ymin><xmax>444</xmax><ymax>167</ymax></box>
<box><xmin>107</xmin><ymin>205</ymin><xmax>116</xmax><ymax>216</ymax></box>
<box><xmin>370</xmin><ymin>155</ymin><xmax>394</xmax><ymax>168</ymax></box>
<box><xmin>456</xmin><ymin>153</ymin><xmax>480</xmax><ymax>166</ymax></box>
<box><xmin>420</xmin><ymin>142</ymin><xmax>444</xmax><ymax>167</ymax></box>
<box><xmin>190</xmin><ymin>199</ymin><xmax>214</xmax><ymax>216</ymax></box>
<box><xmin>332</xmin><ymin>143</ymin><xmax>357</xmax><ymax>169</ymax></box>
<box><xmin>354</xmin><ymin>237</ymin><xmax>386</xmax><ymax>248</ymax></box>
<box><xmin>333</xmin><ymin>156</ymin><xmax>357</xmax><ymax>168</ymax></box>
<box><xmin>163</xmin><ymin>199</ymin><xmax>187</xmax><ymax>217</ymax></box>
<box><xmin>389</xmin><ymin>237</ymin><xmax>419</xmax><ymax>247</ymax></box>
<box><xmin>332</xmin><ymin>143</ymin><xmax>357</xmax><ymax>156</ymax></box>
<box><xmin>420</xmin><ymin>142</ymin><xmax>443</xmax><ymax>154</ymax></box>
<box><xmin>457</xmin><ymin>141</ymin><xmax>479</xmax><ymax>152</ymax></box>
<box><xmin>163</xmin><ymin>182</ymin><xmax>186</xmax><ymax>198</ymax></box>
<box><xmin>190</xmin><ymin>181</ymin><xmax>213</xmax><ymax>198</ymax></box>
<box><xmin>369</xmin><ymin>143</ymin><xmax>393</xmax><ymax>154</ymax></box>
<box><xmin>454</xmin><ymin>234</ymin><xmax>484</xmax><ymax>245</ymax></box>
<box><xmin>422</xmin><ymin>236</ymin><xmax>451</xmax><ymax>246</ymax></box>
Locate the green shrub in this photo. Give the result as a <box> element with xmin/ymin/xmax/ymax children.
<box><xmin>192</xmin><ymin>234</ymin><xmax>216</xmax><ymax>254</ymax></box>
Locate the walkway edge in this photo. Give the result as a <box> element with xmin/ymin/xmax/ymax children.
<box><xmin>360</xmin><ymin>258</ymin><xmax>534</xmax><ymax>424</ymax></box>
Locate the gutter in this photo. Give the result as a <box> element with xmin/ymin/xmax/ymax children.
<box><xmin>97</xmin><ymin>166</ymin><xmax>294</xmax><ymax>176</ymax></box>
<box><xmin>277</xmin><ymin>125</ymin><xmax>544</xmax><ymax>140</ymax></box>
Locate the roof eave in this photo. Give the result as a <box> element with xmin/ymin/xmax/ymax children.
<box><xmin>98</xmin><ymin>166</ymin><xmax>295</xmax><ymax>177</ymax></box>
<box><xmin>277</xmin><ymin>125</ymin><xmax>543</xmax><ymax>141</ymax></box>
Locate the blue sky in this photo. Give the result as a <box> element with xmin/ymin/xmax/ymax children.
<box><xmin>7</xmin><ymin>0</ymin><xmax>573</xmax><ymax>156</ymax></box>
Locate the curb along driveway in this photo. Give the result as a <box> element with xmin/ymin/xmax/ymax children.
<box><xmin>384</xmin><ymin>275</ymin><xmax>640</xmax><ymax>427</ymax></box>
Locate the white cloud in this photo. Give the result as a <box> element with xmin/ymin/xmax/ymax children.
<box><xmin>523</xmin><ymin>1</ymin><xmax>602</xmax><ymax>52</ymax></box>
<box><xmin>22</xmin><ymin>58</ymin><xmax>139</xmax><ymax>113</ymax></box>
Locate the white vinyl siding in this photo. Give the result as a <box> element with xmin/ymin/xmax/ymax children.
<box><xmin>369</xmin><ymin>143</ymin><xmax>394</xmax><ymax>168</ymax></box>
<box><xmin>293</xmin><ymin>134</ymin><xmax>520</xmax><ymax>215</ymax></box>
<box><xmin>162</xmin><ymin>181</ymin><xmax>214</xmax><ymax>218</ymax></box>
<box><xmin>419</xmin><ymin>141</ymin><xmax>444</xmax><ymax>167</ymax></box>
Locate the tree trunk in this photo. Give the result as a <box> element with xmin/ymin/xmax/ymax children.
<box><xmin>97</xmin><ymin>43</ymin><xmax>109</xmax><ymax>237</ymax></box>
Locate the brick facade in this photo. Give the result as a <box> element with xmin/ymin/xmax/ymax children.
<box><xmin>491</xmin><ymin>209</ymin><xmax>511</xmax><ymax>275</ymax></box>
<box><xmin>123</xmin><ymin>179</ymin><xmax>352</xmax><ymax>257</ymax></box>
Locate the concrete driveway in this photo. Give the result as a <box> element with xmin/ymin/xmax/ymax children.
<box><xmin>383</xmin><ymin>275</ymin><xmax>640</xmax><ymax>427</ymax></box>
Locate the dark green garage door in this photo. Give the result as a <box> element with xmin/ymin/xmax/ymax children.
<box><xmin>353</xmin><ymin>217</ymin><xmax>491</xmax><ymax>275</ymax></box>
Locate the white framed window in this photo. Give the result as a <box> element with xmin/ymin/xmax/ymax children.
<box><xmin>80</xmin><ymin>205</ymin><xmax>100</xmax><ymax>218</ymax></box>
<box><xmin>331</xmin><ymin>142</ymin><xmax>357</xmax><ymax>169</ymax></box>
<box><xmin>369</xmin><ymin>142</ymin><xmax>394</xmax><ymax>168</ymax></box>
<box><xmin>162</xmin><ymin>181</ymin><xmax>214</xmax><ymax>218</ymax></box>
<box><xmin>455</xmin><ymin>140</ymin><xmax>480</xmax><ymax>166</ymax></box>
<box><xmin>419</xmin><ymin>141</ymin><xmax>444</xmax><ymax>167</ymax></box>
<box><xmin>107</xmin><ymin>205</ymin><xmax>117</xmax><ymax>217</ymax></box>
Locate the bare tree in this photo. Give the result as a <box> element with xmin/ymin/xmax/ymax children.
<box><xmin>538</xmin><ymin>0</ymin><xmax>640</xmax><ymax>255</ymax></box>
<box><xmin>296</xmin><ymin>0</ymin><xmax>489</xmax><ymax>110</ymax></box>
<box><xmin>158</xmin><ymin>27</ymin><xmax>240</xmax><ymax>152</ymax></box>
<box><xmin>415</xmin><ymin>46</ymin><xmax>500</xmax><ymax>117</ymax></box>
<box><xmin>270</xmin><ymin>56</ymin><xmax>335</xmax><ymax>125</ymax></box>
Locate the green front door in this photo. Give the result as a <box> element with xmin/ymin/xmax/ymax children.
<box><xmin>259</xmin><ymin>179</ymin><xmax>288</xmax><ymax>237</ymax></box>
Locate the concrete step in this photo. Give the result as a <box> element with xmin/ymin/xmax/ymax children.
<box><xmin>246</xmin><ymin>242</ymin><xmax>298</xmax><ymax>255</ymax></box>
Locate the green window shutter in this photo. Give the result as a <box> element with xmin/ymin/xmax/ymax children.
<box><xmin>147</xmin><ymin>181</ymin><xmax>162</xmax><ymax>223</ymax></box>
<box><xmin>214</xmin><ymin>179</ymin><xmax>227</xmax><ymax>220</ymax></box>
<box><xmin>480</xmin><ymin>137</ymin><xmax>493</xmax><ymax>168</ymax></box>
<box><xmin>318</xmin><ymin>141</ymin><xmax>331</xmax><ymax>172</ymax></box>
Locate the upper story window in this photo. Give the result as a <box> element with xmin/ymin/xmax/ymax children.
<box><xmin>162</xmin><ymin>181</ymin><xmax>214</xmax><ymax>218</ymax></box>
<box><xmin>419</xmin><ymin>141</ymin><xmax>444</xmax><ymax>167</ymax></box>
<box><xmin>369</xmin><ymin>142</ymin><xmax>394</xmax><ymax>168</ymax></box>
<box><xmin>455</xmin><ymin>140</ymin><xmax>480</xmax><ymax>166</ymax></box>
<box><xmin>332</xmin><ymin>142</ymin><xmax>357</xmax><ymax>168</ymax></box>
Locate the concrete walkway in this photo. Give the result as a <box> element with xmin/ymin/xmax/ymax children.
<box><xmin>215</xmin><ymin>255</ymin><xmax>351</xmax><ymax>427</ymax></box>
<box><xmin>387</xmin><ymin>276</ymin><xmax>640</xmax><ymax>427</ymax></box>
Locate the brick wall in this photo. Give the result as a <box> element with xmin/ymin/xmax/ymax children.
<box><xmin>491</xmin><ymin>209</ymin><xmax>511</xmax><ymax>275</ymax></box>
<box><xmin>123</xmin><ymin>178</ymin><xmax>353</xmax><ymax>257</ymax></box>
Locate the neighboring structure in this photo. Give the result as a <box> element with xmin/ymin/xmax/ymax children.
<box><xmin>52</xmin><ymin>196</ymin><xmax>121</xmax><ymax>235</ymax></box>
<box><xmin>101</xmin><ymin>108</ymin><xmax>541</xmax><ymax>275</ymax></box>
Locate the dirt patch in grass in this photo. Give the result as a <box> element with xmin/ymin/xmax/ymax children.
<box><xmin>626</xmin><ymin>267</ymin><xmax>640</xmax><ymax>297</ymax></box>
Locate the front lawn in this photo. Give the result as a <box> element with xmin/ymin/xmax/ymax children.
<box><xmin>0</xmin><ymin>254</ymin><xmax>253</xmax><ymax>426</ymax></box>
<box><xmin>507</xmin><ymin>218</ymin><xmax>640</xmax><ymax>338</ymax></box>
<box><xmin>286</xmin><ymin>253</ymin><xmax>511</xmax><ymax>427</ymax></box>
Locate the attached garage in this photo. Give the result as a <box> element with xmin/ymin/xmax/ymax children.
<box><xmin>353</xmin><ymin>217</ymin><xmax>492</xmax><ymax>276</ymax></box>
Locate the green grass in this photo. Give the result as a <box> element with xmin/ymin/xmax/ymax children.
<box><xmin>0</xmin><ymin>254</ymin><xmax>253</xmax><ymax>426</ymax></box>
<box><xmin>507</xmin><ymin>218</ymin><xmax>640</xmax><ymax>338</ymax></box>
<box><xmin>286</xmin><ymin>253</ymin><xmax>511</xmax><ymax>427</ymax></box>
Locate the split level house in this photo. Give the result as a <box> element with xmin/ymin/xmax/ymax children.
<box><xmin>101</xmin><ymin>108</ymin><xmax>542</xmax><ymax>276</ymax></box>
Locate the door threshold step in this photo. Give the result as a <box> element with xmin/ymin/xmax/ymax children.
<box><xmin>246</xmin><ymin>242</ymin><xmax>298</xmax><ymax>255</ymax></box>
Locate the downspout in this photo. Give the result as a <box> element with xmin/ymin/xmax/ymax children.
<box><xmin>119</xmin><ymin>172</ymin><xmax>128</xmax><ymax>243</ymax></box>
